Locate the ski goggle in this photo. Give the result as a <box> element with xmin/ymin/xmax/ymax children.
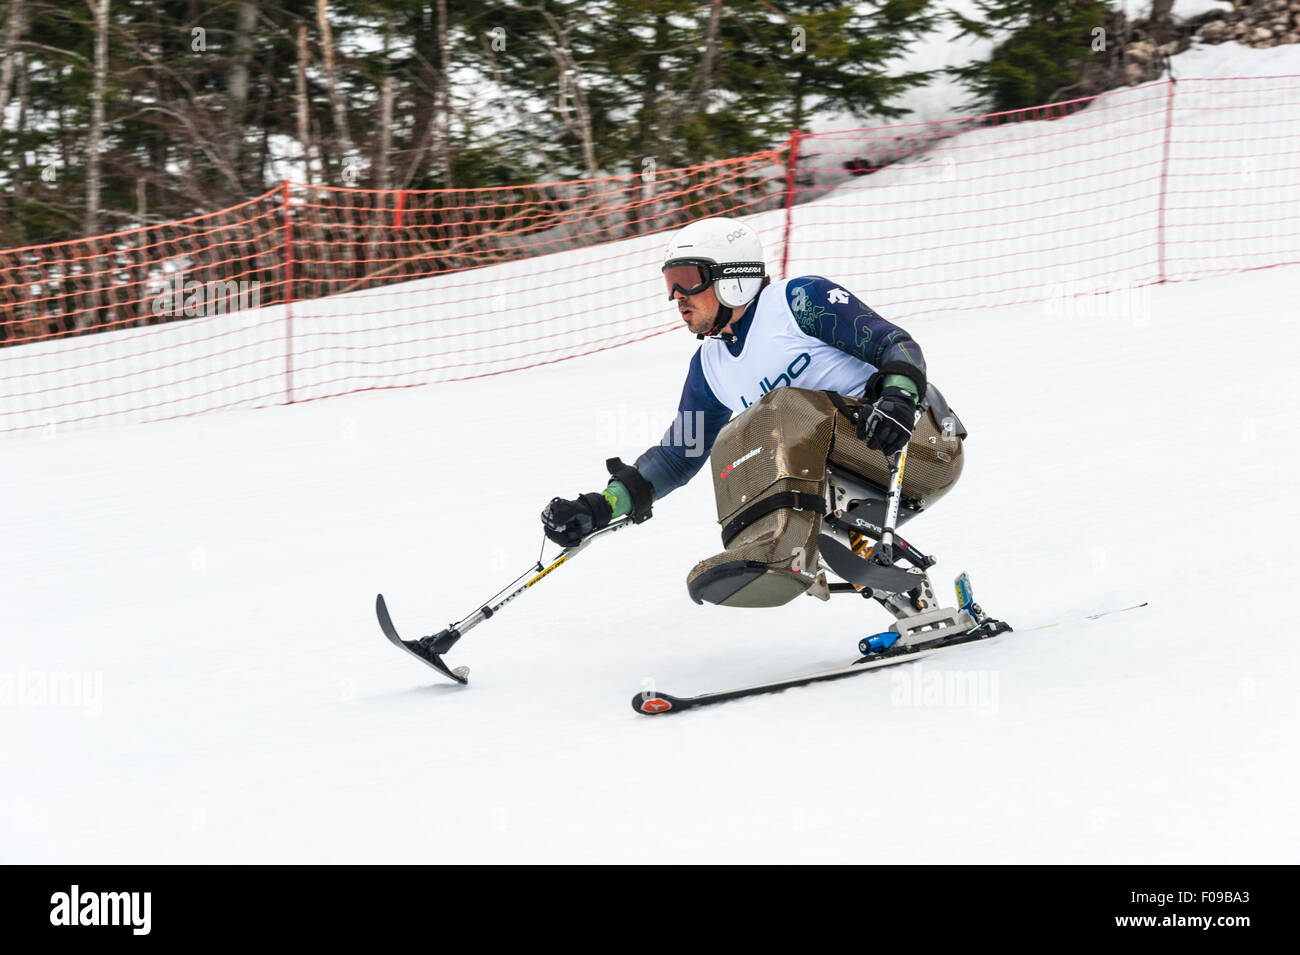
<box><xmin>663</xmin><ymin>263</ymin><xmax>712</xmax><ymax>300</ymax></box>
<box><xmin>663</xmin><ymin>260</ymin><xmax>765</xmax><ymax>301</ymax></box>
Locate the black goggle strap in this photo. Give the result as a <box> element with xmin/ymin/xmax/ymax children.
<box><xmin>664</xmin><ymin>260</ymin><xmax>766</xmax><ymax>300</ymax></box>
<box><xmin>710</xmin><ymin>261</ymin><xmax>765</xmax><ymax>281</ymax></box>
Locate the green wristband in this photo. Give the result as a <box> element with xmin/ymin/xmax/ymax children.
<box><xmin>882</xmin><ymin>373</ymin><xmax>918</xmax><ymax>398</ymax></box>
<box><xmin>603</xmin><ymin>479</ymin><xmax>633</xmax><ymax>519</ymax></box>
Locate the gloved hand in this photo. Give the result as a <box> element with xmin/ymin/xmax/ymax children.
<box><xmin>858</xmin><ymin>386</ymin><xmax>920</xmax><ymax>456</ymax></box>
<box><xmin>541</xmin><ymin>492</ymin><xmax>612</xmax><ymax>547</ymax></box>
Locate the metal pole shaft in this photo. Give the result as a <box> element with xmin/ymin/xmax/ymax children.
<box><xmin>877</xmin><ymin>448</ymin><xmax>907</xmax><ymax>565</ymax></box>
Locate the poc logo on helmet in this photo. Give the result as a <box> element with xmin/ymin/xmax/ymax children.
<box><xmin>725</xmin><ymin>229</ymin><xmax>748</xmax><ymax>243</ymax></box>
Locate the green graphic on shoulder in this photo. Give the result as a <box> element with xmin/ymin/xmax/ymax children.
<box><xmin>792</xmin><ymin>282</ymin><xmax>835</xmax><ymax>341</ymax></box>
<box><xmin>854</xmin><ymin>318</ymin><xmax>873</xmax><ymax>355</ymax></box>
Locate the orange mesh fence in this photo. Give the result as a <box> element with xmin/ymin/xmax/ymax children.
<box><xmin>0</xmin><ymin>151</ymin><xmax>785</xmax><ymax>432</ymax></box>
<box><xmin>0</xmin><ymin>187</ymin><xmax>289</xmax><ymax>347</ymax></box>
<box><xmin>3</xmin><ymin>74</ymin><xmax>1299</xmax><ymax>436</ymax></box>
<box><xmin>784</xmin><ymin>75</ymin><xmax>1300</xmax><ymax>319</ymax></box>
<box><xmin>283</xmin><ymin>154</ymin><xmax>786</xmax><ymax>404</ymax></box>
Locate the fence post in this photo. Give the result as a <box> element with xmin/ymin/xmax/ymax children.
<box><xmin>1156</xmin><ymin>74</ymin><xmax>1177</xmax><ymax>285</ymax></box>
<box><xmin>781</xmin><ymin>129</ymin><xmax>803</xmax><ymax>280</ymax></box>
<box><xmin>281</xmin><ymin>179</ymin><xmax>295</xmax><ymax>405</ymax></box>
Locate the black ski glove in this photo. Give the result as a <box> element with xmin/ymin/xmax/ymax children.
<box><xmin>858</xmin><ymin>386</ymin><xmax>920</xmax><ymax>456</ymax></box>
<box><xmin>541</xmin><ymin>492</ymin><xmax>612</xmax><ymax>547</ymax></box>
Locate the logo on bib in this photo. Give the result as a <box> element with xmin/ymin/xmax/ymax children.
<box><xmin>740</xmin><ymin>352</ymin><xmax>812</xmax><ymax>408</ymax></box>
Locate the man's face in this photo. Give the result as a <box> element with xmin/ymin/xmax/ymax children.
<box><xmin>673</xmin><ymin>284</ymin><xmax>721</xmax><ymax>335</ymax></box>
<box><xmin>665</xmin><ymin>263</ymin><xmax>721</xmax><ymax>334</ymax></box>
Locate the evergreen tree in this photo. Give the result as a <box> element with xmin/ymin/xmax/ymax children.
<box><xmin>720</xmin><ymin>0</ymin><xmax>937</xmax><ymax>132</ymax></box>
<box><xmin>0</xmin><ymin>0</ymin><xmax>950</xmax><ymax>249</ymax></box>
<box><xmin>947</xmin><ymin>0</ymin><xmax>1112</xmax><ymax>112</ymax></box>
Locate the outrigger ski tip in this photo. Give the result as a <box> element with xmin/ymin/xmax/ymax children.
<box><xmin>375</xmin><ymin>520</ymin><xmax>635</xmax><ymax>685</ymax></box>
<box><xmin>375</xmin><ymin>594</ymin><xmax>470</xmax><ymax>685</ymax></box>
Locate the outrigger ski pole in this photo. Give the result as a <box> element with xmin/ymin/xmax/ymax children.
<box><xmin>376</xmin><ymin>517</ymin><xmax>636</xmax><ymax>684</ymax></box>
<box><xmin>873</xmin><ymin>447</ymin><xmax>907</xmax><ymax>567</ymax></box>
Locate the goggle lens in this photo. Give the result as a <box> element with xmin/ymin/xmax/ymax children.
<box><xmin>664</xmin><ymin>264</ymin><xmax>711</xmax><ymax>300</ymax></box>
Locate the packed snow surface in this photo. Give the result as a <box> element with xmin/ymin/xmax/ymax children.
<box><xmin>4</xmin><ymin>257</ymin><xmax>1298</xmax><ymax>862</ymax></box>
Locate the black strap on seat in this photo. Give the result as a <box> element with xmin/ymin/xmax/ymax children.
<box><xmin>824</xmin><ymin>390</ymin><xmax>861</xmax><ymax>425</ymax></box>
<box><xmin>827</xmin><ymin>385</ymin><xmax>967</xmax><ymax>441</ymax></box>
<box><xmin>721</xmin><ymin>490</ymin><xmax>827</xmax><ymax>546</ymax></box>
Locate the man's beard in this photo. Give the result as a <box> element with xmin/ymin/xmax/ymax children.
<box><xmin>687</xmin><ymin>305</ymin><xmax>722</xmax><ymax>335</ymax></box>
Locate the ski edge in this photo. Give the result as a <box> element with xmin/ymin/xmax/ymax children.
<box><xmin>632</xmin><ymin>599</ymin><xmax>1148</xmax><ymax>716</ymax></box>
<box><xmin>631</xmin><ymin>642</ymin><xmax>954</xmax><ymax>716</ymax></box>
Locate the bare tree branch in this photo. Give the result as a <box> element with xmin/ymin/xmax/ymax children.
<box><xmin>0</xmin><ymin>0</ymin><xmax>27</xmax><ymax>124</ymax></box>
<box><xmin>85</xmin><ymin>0</ymin><xmax>108</xmax><ymax>234</ymax></box>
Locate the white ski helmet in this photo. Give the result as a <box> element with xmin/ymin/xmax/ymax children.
<box><xmin>662</xmin><ymin>217</ymin><xmax>766</xmax><ymax>310</ymax></box>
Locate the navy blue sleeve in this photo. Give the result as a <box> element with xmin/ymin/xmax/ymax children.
<box><xmin>785</xmin><ymin>276</ymin><xmax>926</xmax><ymax>394</ymax></box>
<box><xmin>634</xmin><ymin>348</ymin><xmax>732</xmax><ymax>500</ymax></box>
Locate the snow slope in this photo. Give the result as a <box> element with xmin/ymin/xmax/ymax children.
<box><xmin>2</xmin><ymin>255</ymin><xmax>1298</xmax><ymax>863</ymax></box>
